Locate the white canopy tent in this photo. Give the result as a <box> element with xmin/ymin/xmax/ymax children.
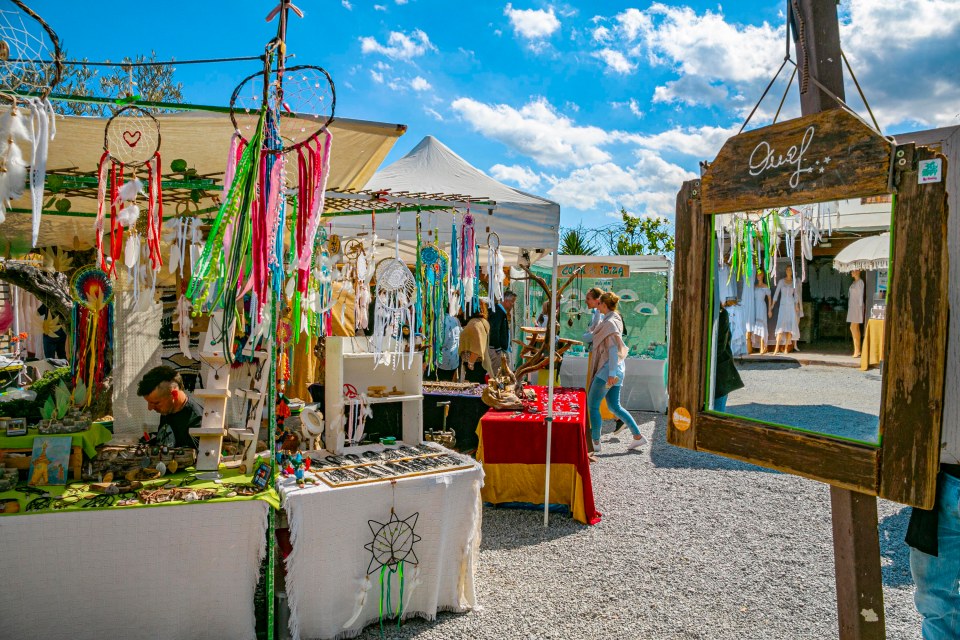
<box><xmin>325</xmin><ymin>136</ymin><xmax>560</xmax><ymax>266</ymax></box>
<box><xmin>327</xmin><ymin>135</ymin><xmax>564</xmax><ymax>526</ymax></box>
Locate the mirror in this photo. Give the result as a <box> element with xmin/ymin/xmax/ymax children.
<box><xmin>706</xmin><ymin>196</ymin><xmax>893</xmax><ymax>446</ymax></box>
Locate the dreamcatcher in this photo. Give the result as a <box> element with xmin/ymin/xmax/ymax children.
<box><xmin>372</xmin><ymin>212</ymin><xmax>417</xmax><ymax>369</ymax></box>
<box><xmin>343</xmin><ymin>383</ymin><xmax>371</xmax><ymax>445</ymax></box>
<box><xmin>344</xmin><ymin>238</ymin><xmax>372</xmax><ymax>332</ymax></box>
<box><xmin>486</xmin><ymin>231</ymin><xmax>504</xmax><ymax>308</ymax></box>
<box><xmin>418</xmin><ymin>242</ymin><xmax>449</xmax><ymax>374</ymax></box>
<box><xmin>187</xmin><ymin>52</ymin><xmax>336</xmax><ymax>358</ymax></box>
<box><xmin>299</xmin><ymin>226</ymin><xmax>334</xmax><ymax>339</ymax></box>
<box><xmin>364</xmin><ymin>508</ymin><xmax>421</xmax><ymax>633</ymax></box>
<box><xmin>458</xmin><ymin>210</ymin><xmax>479</xmax><ymax>315</ymax></box>
<box><xmin>164</xmin><ymin>216</ymin><xmax>202</xmax><ymax>278</ymax></box>
<box><xmin>95</xmin><ymin>106</ymin><xmax>163</xmax><ymax>293</ymax></box>
<box><xmin>0</xmin><ymin>0</ymin><xmax>61</xmax><ymax>245</ymax></box>
<box><xmin>448</xmin><ymin>212</ymin><xmax>460</xmax><ymax>314</ymax></box>
<box><xmin>70</xmin><ymin>267</ymin><xmax>114</xmax><ymax>406</ymax></box>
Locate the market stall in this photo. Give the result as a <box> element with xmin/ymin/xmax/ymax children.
<box><xmin>277</xmin><ymin>443</ymin><xmax>483</xmax><ymax>640</ymax></box>
<box><xmin>476</xmin><ymin>386</ymin><xmax>599</xmax><ymax>525</ymax></box>
<box><xmin>0</xmin><ymin>467</ymin><xmax>276</xmax><ymax>640</ymax></box>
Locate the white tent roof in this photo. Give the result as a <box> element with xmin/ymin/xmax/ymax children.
<box><xmin>533</xmin><ymin>253</ymin><xmax>671</xmax><ymax>273</ymax></box>
<box><xmin>326</xmin><ymin>135</ymin><xmax>560</xmax><ymax>265</ymax></box>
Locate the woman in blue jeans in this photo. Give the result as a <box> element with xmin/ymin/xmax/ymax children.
<box><xmin>586</xmin><ymin>292</ymin><xmax>648</xmax><ymax>453</ymax></box>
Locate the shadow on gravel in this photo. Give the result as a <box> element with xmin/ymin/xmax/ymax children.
<box><xmin>479</xmin><ymin>506</ymin><xmax>586</xmax><ymax>551</ymax></box>
<box><xmin>735</xmin><ymin>361</ymin><xmax>803</xmax><ymax>371</ymax></box>
<box><xmin>644</xmin><ymin>415</ymin><xmax>776</xmax><ymax>473</ymax></box>
<box><xmin>879</xmin><ymin>507</ymin><xmax>914</xmax><ymax>589</ymax></box>
<box><xmin>723</xmin><ymin>402</ymin><xmax>879</xmax><ymax>444</ymax></box>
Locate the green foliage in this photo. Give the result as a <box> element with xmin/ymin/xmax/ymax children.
<box><xmin>55</xmin><ymin>51</ymin><xmax>183</xmax><ymax>116</ymax></box>
<box><xmin>41</xmin><ymin>396</ymin><xmax>55</xmax><ymax>421</ymax></box>
<box><xmin>54</xmin><ymin>382</ymin><xmax>71</xmax><ymax>419</ymax></box>
<box><xmin>610</xmin><ymin>207</ymin><xmax>675</xmax><ymax>256</ymax></box>
<box><xmin>31</xmin><ymin>367</ymin><xmax>71</xmax><ymax>406</ymax></box>
<box><xmin>0</xmin><ymin>399</ymin><xmax>34</xmax><ymax>420</ymax></box>
<box><xmin>559</xmin><ymin>226</ymin><xmax>598</xmax><ymax>255</ymax></box>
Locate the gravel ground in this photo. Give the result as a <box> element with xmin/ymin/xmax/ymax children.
<box><xmin>356</xmin><ymin>369</ymin><xmax>918</xmax><ymax>639</ymax></box>
<box><xmin>726</xmin><ymin>363</ymin><xmax>882</xmax><ymax>443</ymax></box>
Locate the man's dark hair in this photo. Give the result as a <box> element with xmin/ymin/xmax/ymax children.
<box><xmin>137</xmin><ymin>366</ymin><xmax>184</xmax><ymax>397</ymax></box>
<box><xmin>502</xmin><ymin>290</ymin><xmax>517</xmax><ymax>300</ymax></box>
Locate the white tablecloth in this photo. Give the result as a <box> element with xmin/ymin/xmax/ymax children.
<box><xmin>0</xmin><ymin>500</ymin><xmax>270</xmax><ymax>640</ymax></box>
<box><xmin>559</xmin><ymin>356</ymin><xmax>668</xmax><ymax>412</ymax></box>
<box><xmin>278</xmin><ymin>446</ymin><xmax>484</xmax><ymax>640</ymax></box>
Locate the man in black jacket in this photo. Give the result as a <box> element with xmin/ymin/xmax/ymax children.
<box><xmin>487</xmin><ymin>290</ymin><xmax>516</xmax><ymax>376</ymax></box>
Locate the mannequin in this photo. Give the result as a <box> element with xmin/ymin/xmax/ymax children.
<box><xmin>772</xmin><ymin>266</ymin><xmax>800</xmax><ymax>355</ymax></box>
<box><xmin>847</xmin><ymin>269</ymin><xmax>865</xmax><ymax>357</ymax></box>
<box><xmin>746</xmin><ymin>270</ymin><xmax>772</xmax><ymax>355</ymax></box>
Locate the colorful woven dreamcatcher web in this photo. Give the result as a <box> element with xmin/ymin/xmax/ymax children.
<box><xmin>188</xmin><ymin>55</ymin><xmax>336</xmax><ymax>358</ymax></box>
<box><xmin>70</xmin><ymin>266</ymin><xmax>113</xmax><ymax>407</ymax></box>
<box><xmin>458</xmin><ymin>210</ymin><xmax>479</xmax><ymax>315</ymax></box>
<box><xmin>418</xmin><ymin>242</ymin><xmax>449</xmax><ymax>374</ymax></box>
<box><xmin>0</xmin><ymin>0</ymin><xmax>61</xmax><ymax>245</ymax></box>
<box><xmin>95</xmin><ymin>106</ymin><xmax>163</xmax><ymax>292</ymax></box>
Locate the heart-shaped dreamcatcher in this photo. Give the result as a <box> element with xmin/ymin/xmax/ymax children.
<box><xmin>95</xmin><ymin>106</ymin><xmax>163</xmax><ymax>291</ymax></box>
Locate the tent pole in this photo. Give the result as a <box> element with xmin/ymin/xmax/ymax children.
<box><xmin>544</xmin><ymin>248</ymin><xmax>560</xmax><ymax>527</ymax></box>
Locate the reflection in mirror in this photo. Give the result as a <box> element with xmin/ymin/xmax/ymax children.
<box><xmin>707</xmin><ymin>196</ymin><xmax>892</xmax><ymax>446</ymax></box>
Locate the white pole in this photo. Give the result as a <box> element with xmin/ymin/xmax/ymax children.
<box><xmin>543</xmin><ymin>247</ymin><xmax>560</xmax><ymax>527</ymax></box>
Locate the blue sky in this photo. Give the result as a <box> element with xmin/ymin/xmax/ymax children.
<box><xmin>41</xmin><ymin>0</ymin><xmax>960</xmax><ymax>228</ymax></box>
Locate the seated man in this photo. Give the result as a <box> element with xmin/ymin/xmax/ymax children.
<box><xmin>137</xmin><ymin>366</ymin><xmax>201</xmax><ymax>449</ymax></box>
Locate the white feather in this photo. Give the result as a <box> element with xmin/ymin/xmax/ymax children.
<box><xmin>3</xmin><ymin>142</ymin><xmax>28</xmax><ymax>202</ymax></box>
<box><xmin>1</xmin><ymin>109</ymin><xmax>31</xmax><ymax>144</ymax></box>
<box><xmin>117</xmin><ymin>203</ymin><xmax>140</xmax><ymax>227</ymax></box>
<box><xmin>125</xmin><ymin>233</ymin><xmax>141</xmax><ymax>269</ymax></box>
<box><xmin>118</xmin><ymin>178</ymin><xmax>144</xmax><ymax>202</ymax></box>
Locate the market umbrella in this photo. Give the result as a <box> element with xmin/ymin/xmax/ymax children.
<box><xmin>833</xmin><ymin>232</ymin><xmax>891</xmax><ymax>272</ymax></box>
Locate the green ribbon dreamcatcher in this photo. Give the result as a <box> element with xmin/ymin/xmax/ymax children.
<box><xmin>364</xmin><ymin>509</ymin><xmax>421</xmax><ymax>635</ymax></box>
<box><xmin>418</xmin><ymin>241</ymin><xmax>449</xmax><ymax>374</ymax></box>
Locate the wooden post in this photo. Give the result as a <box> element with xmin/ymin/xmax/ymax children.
<box><xmin>793</xmin><ymin>1</ymin><xmax>886</xmax><ymax>637</ymax></box>
<box><xmin>830</xmin><ymin>487</ymin><xmax>886</xmax><ymax>639</ymax></box>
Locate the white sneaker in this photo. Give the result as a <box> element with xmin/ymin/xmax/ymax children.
<box><xmin>592</xmin><ymin>440</ymin><xmax>602</xmax><ymax>453</ymax></box>
<box><xmin>627</xmin><ymin>435</ymin><xmax>649</xmax><ymax>451</ymax></box>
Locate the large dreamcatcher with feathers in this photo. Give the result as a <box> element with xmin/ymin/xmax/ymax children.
<box><xmin>95</xmin><ymin>106</ymin><xmax>164</xmax><ymax>298</ymax></box>
<box><xmin>186</xmin><ymin>31</ymin><xmax>336</xmax><ymax>357</ymax></box>
<box><xmin>70</xmin><ymin>266</ymin><xmax>113</xmax><ymax>406</ymax></box>
<box><xmin>0</xmin><ymin>0</ymin><xmax>62</xmax><ymax>246</ymax></box>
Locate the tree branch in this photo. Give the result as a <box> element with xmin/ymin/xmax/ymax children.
<box><xmin>0</xmin><ymin>262</ymin><xmax>73</xmax><ymax>322</ymax></box>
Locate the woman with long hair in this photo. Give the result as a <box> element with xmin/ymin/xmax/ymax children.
<box><xmin>586</xmin><ymin>292</ymin><xmax>648</xmax><ymax>454</ymax></box>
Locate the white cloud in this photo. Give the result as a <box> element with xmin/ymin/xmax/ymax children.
<box><xmin>360</xmin><ymin>29</ymin><xmax>437</xmax><ymax>60</ymax></box>
<box><xmin>652</xmin><ymin>75</ymin><xmax>729</xmax><ymax>106</ymax></box>
<box><xmin>370</xmin><ymin>70</ymin><xmax>384</xmax><ymax>84</ymax></box>
<box><xmin>395</xmin><ymin>0</ymin><xmax>409</xmax><ymax>4</ymax></box>
<box><xmin>594</xmin><ymin>48</ymin><xmax>635</xmax><ymax>74</ymax></box>
<box><xmin>591</xmin><ymin>25</ymin><xmax>610</xmax><ymax>42</ymax></box>
<box><xmin>628</xmin><ymin>98</ymin><xmax>644</xmax><ymax>118</ymax></box>
<box><xmin>374</xmin><ymin>4</ymin><xmax>386</xmax><ymax>11</ymax></box>
<box><xmin>341</xmin><ymin>0</ymin><xmax>352</xmax><ymax>9</ymax></box>
<box><xmin>630</xmin><ymin>123</ymin><xmax>738</xmax><ymax>158</ymax></box>
<box><xmin>374</xmin><ymin>61</ymin><xmax>392</xmax><ymax>71</ymax></box>
<box><xmin>410</xmin><ymin>76</ymin><xmax>432</xmax><ymax>91</ymax></box>
<box><xmin>615</xmin><ymin>8</ymin><xmax>652</xmax><ymax>41</ymax></box>
<box><xmin>451</xmin><ymin>96</ymin><xmax>618</xmax><ymax>168</ymax></box>
<box><xmin>504</xmin><ymin>4</ymin><xmax>561</xmax><ymax>39</ymax></box>
<box><xmin>490</xmin><ymin>164</ymin><xmax>542</xmax><ymax>189</ymax></box>
<box><xmin>425</xmin><ymin>107</ymin><xmax>444</xmax><ymax>121</ymax></box>
<box><xmin>545</xmin><ymin>150</ymin><xmax>696</xmax><ymax>216</ymax></box>
<box><xmin>494</xmin><ymin>29</ymin><xmax>503</xmax><ymax>37</ymax></box>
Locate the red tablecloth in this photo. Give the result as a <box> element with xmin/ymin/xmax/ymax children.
<box><xmin>476</xmin><ymin>386</ymin><xmax>600</xmax><ymax>524</ymax></box>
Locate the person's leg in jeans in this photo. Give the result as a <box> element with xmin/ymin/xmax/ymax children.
<box><xmin>587</xmin><ymin>379</ymin><xmax>608</xmax><ymax>444</ymax></box>
<box><xmin>604</xmin><ymin>385</ymin><xmax>641</xmax><ymax>436</ymax></box>
<box><xmin>714</xmin><ymin>395</ymin><xmax>728</xmax><ymax>412</ymax></box>
<box><xmin>911</xmin><ymin>474</ymin><xmax>960</xmax><ymax>639</ymax></box>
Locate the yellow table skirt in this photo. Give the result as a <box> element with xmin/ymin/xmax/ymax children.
<box><xmin>480</xmin><ymin>462</ymin><xmax>591</xmax><ymax>524</ymax></box>
<box><xmin>860</xmin><ymin>318</ymin><xmax>885</xmax><ymax>371</ymax></box>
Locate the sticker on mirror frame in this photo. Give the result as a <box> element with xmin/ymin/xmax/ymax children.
<box><xmin>673</xmin><ymin>407</ymin><xmax>692</xmax><ymax>431</ymax></box>
<box><xmin>918</xmin><ymin>158</ymin><xmax>942</xmax><ymax>184</ymax></box>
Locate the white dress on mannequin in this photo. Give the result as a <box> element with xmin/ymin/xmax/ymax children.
<box><xmin>773</xmin><ymin>280</ymin><xmax>799</xmax><ymax>336</ymax></box>
<box><xmin>847</xmin><ymin>278</ymin><xmax>865</xmax><ymax>324</ymax></box>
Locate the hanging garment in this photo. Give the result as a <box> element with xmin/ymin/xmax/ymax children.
<box><xmin>847</xmin><ymin>278</ymin><xmax>865</xmax><ymax>324</ymax></box>
<box><xmin>772</xmin><ymin>280</ymin><xmax>800</xmax><ymax>336</ymax></box>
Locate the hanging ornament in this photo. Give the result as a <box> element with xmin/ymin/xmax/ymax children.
<box><xmin>459</xmin><ymin>210</ymin><xmax>477</xmax><ymax>315</ymax></box>
<box><xmin>70</xmin><ymin>266</ymin><xmax>114</xmax><ymax>406</ymax></box>
<box><xmin>364</xmin><ymin>509</ymin><xmax>421</xmax><ymax>633</ymax></box>
<box><xmin>418</xmin><ymin>242</ymin><xmax>449</xmax><ymax>374</ymax></box>
<box><xmin>96</xmin><ymin>106</ymin><xmax>163</xmax><ymax>284</ymax></box>
<box><xmin>0</xmin><ymin>1</ymin><xmax>61</xmax><ymax>244</ymax></box>
<box><xmin>486</xmin><ymin>231</ymin><xmax>505</xmax><ymax>308</ymax></box>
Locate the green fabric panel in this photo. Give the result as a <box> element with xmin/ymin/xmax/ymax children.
<box><xmin>0</xmin><ymin>422</ymin><xmax>112</xmax><ymax>459</ymax></box>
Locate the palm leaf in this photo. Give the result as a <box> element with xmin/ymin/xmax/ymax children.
<box><xmin>54</xmin><ymin>382</ymin><xmax>71</xmax><ymax>419</ymax></box>
<box><xmin>73</xmin><ymin>380</ymin><xmax>88</xmax><ymax>408</ymax></box>
<box><xmin>41</xmin><ymin>397</ymin><xmax>55</xmax><ymax>421</ymax></box>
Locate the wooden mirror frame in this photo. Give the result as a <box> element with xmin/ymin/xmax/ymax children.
<box><xmin>667</xmin><ymin>109</ymin><xmax>950</xmax><ymax>509</ymax></box>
